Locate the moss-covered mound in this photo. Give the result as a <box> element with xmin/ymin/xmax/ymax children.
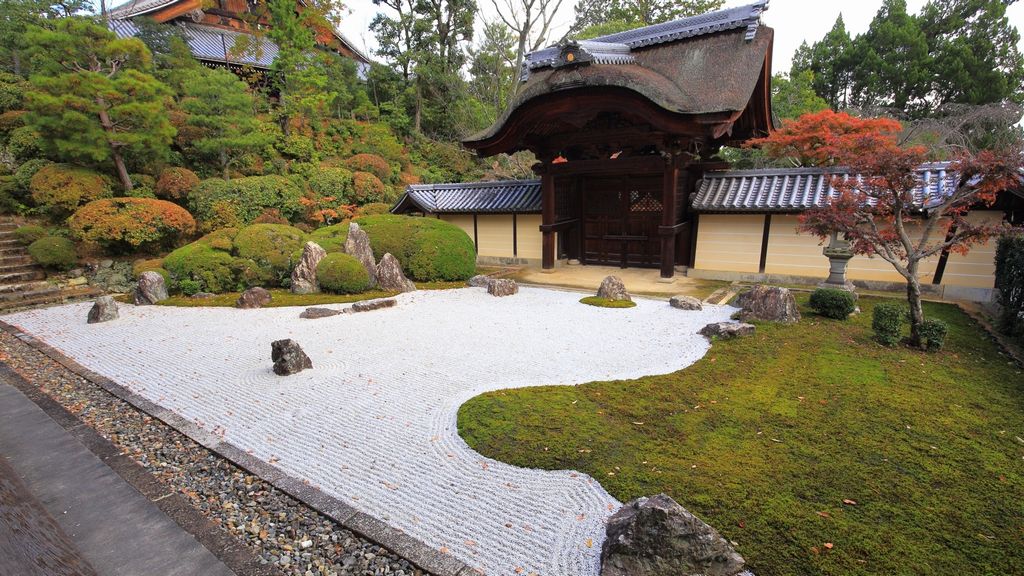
<box><xmin>27</xmin><ymin>235</ymin><xmax>76</xmax><ymax>270</ymax></box>
<box><xmin>316</xmin><ymin>253</ymin><xmax>370</xmax><ymax>294</ymax></box>
<box><xmin>580</xmin><ymin>296</ymin><xmax>637</xmax><ymax>308</ymax></box>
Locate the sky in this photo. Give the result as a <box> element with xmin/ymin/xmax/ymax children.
<box><xmin>337</xmin><ymin>0</ymin><xmax>1024</xmax><ymax>75</ymax></box>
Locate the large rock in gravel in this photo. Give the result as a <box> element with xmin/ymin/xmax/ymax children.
<box><xmin>352</xmin><ymin>298</ymin><xmax>397</xmax><ymax>313</ymax></box>
<box><xmin>487</xmin><ymin>278</ymin><xmax>518</xmax><ymax>297</ymax></box>
<box><xmin>236</xmin><ymin>287</ymin><xmax>272</xmax><ymax>309</ymax></box>
<box><xmin>271</xmin><ymin>339</ymin><xmax>312</xmax><ymax>376</ymax></box>
<box><xmin>597</xmin><ymin>275</ymin><xmax>631</xmax><ymax>302</ymax></box>
<box><xmin>133</xmin><ymin>271</ymin><xmax>168</xmax><ymax>305</ymax></box>
<box><xmin>87</xmin><ymin>296</ymin><xmax>118</xmax><ymax>324</ymax></box>
<box><xmin>467</xmin><ymin>274</ymin><xmax>489</xmax><ymax>288</ymax></box>
<box><xmin>291</xmin><ymin>241</ymin><xmax>327</xmax><ymax>294</ymax></box>
<box><xmin>300</xmin><ymin>307</ymin><xmax>343</xmax><ymax>319</ymax></box>
<box><xmin>670</xmin><ymin>295</ymin><xmax>703</xmax><ymax>311</ymax></box>
<box><xmin>601</xmin><ymin>494</ymin><xmax>746</xmax><ymax>576</ymax></box>
<box><xmin>344</xmin><ymin>222</ymin><xmax>377</xmax><ymax>287</ymax></box>
<box><xmin>699</xmin><ymin>322</ymin><xmax>755</xmax><ymax>339</ymax></box>
<box><xmin>736</xmin><ymin>285</ymin><xmax>800</xmax><ymax>323</ymax></box>
<box><xmin>375</xmin><ymin>253</ymin><xmax>416</xmax><ymax>293</ymax></box>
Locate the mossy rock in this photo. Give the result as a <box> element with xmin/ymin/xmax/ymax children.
<box><xmin>316</xmin><ymin>253</ymin><xmax>370</xmax><ymax>294</ymax></box>
<box><xmin>580</xmin><ymin>296</ymin><xmax>637</xmax><ymax>308</ymax></box>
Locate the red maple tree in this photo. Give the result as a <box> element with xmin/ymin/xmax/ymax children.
<box><xmin>749</xmin><ymin>110</ymin><xmax>1021</xmax><ymax>347</ymax></box>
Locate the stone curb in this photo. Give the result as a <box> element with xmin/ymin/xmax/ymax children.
<box><xmin>0</xmin><ymin>319</ymin><xmax>474</xmax><ymax>576</ymax></box>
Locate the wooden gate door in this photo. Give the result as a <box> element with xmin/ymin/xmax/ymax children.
<box><xmin>582</xmin><ymin>175</ymin><xmax>663</xmax><ymax>268</ymax></box>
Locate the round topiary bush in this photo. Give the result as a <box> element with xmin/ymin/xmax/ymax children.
<box><xmin>30</xmin><ymin>164</ymin><xmax>111</xmax><ymax>220</ymax></box>
<box><xmin>316</xmin><ymin>253</ymin><xmax>370</xmax><ymax>294</ymax></box>
<box><xmin>14</xmin><ymin>225</ymin><xmax>47</xmax><ymax>245</ymax></box>
<box><xmin>155</xmin><ymin>167</ymin><xmax>200</xmax><ymax>200</ymax></box>
<box><xmin>356</xmin><ymin>215</ymin><xmax>476</xmax><ymax>282</ymax></box>
<box><xmin>196</xmin><ymin>227</ymin><xmax>239</xmax><ymax>251</ymax></box>
<box><xmin>872</xmin><ymin>301</ymin><xmax>905</xmax><ymax>346</ymax></box>
<box><xmin>232</xmin><ymin>223</ymin><xmax>307</xmax><ymax>284</ymax></box>
<box><xmin>189</xmin><ymin>176</ymin><xmax>303</xmax><ymax>230</ymax></box>
<box><xmin>809</xmin><ymin>288</ymin><xmax>857</xmax><ymax>319</ymax></box>
<box><xmin>27</xmin><ymin>236</ymin><xmax>76</xmax><ymax>270</ymax></box>
<box><xmin>351</xmin><ymin>171</ymin><xmax>387</xmax><ymax>203</ymax></box>
<box><xmin>345</xmin><ymin>154</ymin><xmax>392</xmax><ymax>183</ymax></box>
<box><xmin>68</xmin><ymin>198</ymin><xmax>197</xmax><ymax>254</ymax></box>
<box><xmin>162</xmin><ymin>242</ymin><xmax>239</xmax><ymax>294</ymax></box>
<box><xmin>308</xmin><ymin>167</ymin><xmax>354</xmax><ymax>201</ymax></box>
<box><xmin>13</xmin><ymin>159</ymin><xmax>53</xmax><ymax>195</ymax></box>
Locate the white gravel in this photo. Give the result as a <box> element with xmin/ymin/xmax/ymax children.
<box><xmin>5</xmin><ymin>286</ymin><xmax>735</xmax><ymax>576</ymax></box>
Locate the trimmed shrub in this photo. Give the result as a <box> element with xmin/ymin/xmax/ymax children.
<box><xmin>155</xmin><ymin>167</ymin><xmax>200</xmax><ymax>200</ymax></box>
<box><xmin>351</xmin><ymin>171</ymin><xmax>386</xmax><ymax>203</ymax></box>
<box><xmin>27</xmin><ymin>236</ymin><xmax>76</xmax><ymax>270</ymax></box>
<box><xmin>13</xmin><ymin>159</ymin><xmax>52</xmax><ymax>195</ymax></box>
<box><xmin>308</xmin><ymin>167</ymin><xmax>354</xmax><ymax>201</ymax></box>
<box><xmin>809</xmin><ymin>288</ymin><xmax>857</xmax><ymax>319</ymax></box>
<box><xmin>995</xmin><ymin>233</ymin><xmax>1024</xmax><ymax>345</ymax></box>
<box><xmin>163</xmin><ymin>242</ymin><xmax>239</xmax><ymax>294</ymax></box>
<box><xmin>358</xmin><ymin>202</ymin><xmax>393</xmax><ymax>216</ymax></box>
<box><xmin>177</xmin><ymin>278</ymin><xmax>201</xmax><ymax>296</ymax></box>
<box><xmin>356</xmin><ymin>215</ymin><xmax>476</xmax><ymax>281</ymax></box>
<box><xmin>309</xmin><ymin>221</ymin><xmax>350</xmax><ymax>253</ymax></box>
<box><xmin>14</xmin><ymin>225</ymin><xmax>47</xmax><ymax>245</ymax></box>
<box><xmin>196</xmin><ymin>227</ymin><xmax>239</xmax><ymax>251</ymax></box>
<box><xmin>232</xmin><ymin>223</ymin><xmax>307</xmax><ymax>284</ymax></box>
<box><xmin>345</xmin><ymin>153</ymin><xmax>392</xmax><ymax>183</ymax></box>
<box><xmin>316</xmin><ymin>253</ymin><xmax>370</xmax><ymax>294</ymax></box>
<box><xmin>919</xmin><ymin>319</ymin><xmax>948</xmax><ymax>351</ymax></box>
<box><xmin>0</xmin><ymin>110</ymin><xmax>26</xmax><ymax>135</ymax></box>
<box><xmin>253</xmin><ymin>208</ymin><xmax>290</xmax><ymax>225</ymax></box>
<box><xmin>30</xmin><ymin>164</ymin><xmax>111</xmax><ymax>220</ymax></box>
<box><xmin>872</xmin><ymin>301</ymin><xmax>905</xmax><ymax>346</ymax></box>
<box><xmin>68</xmin><ymin>198</ymin><xmax>196</xmax><ymax>254</ymax></box>
<box><xmin>280</xmin><ymin>134</ymin><xmax>315</xmax><ymax>161</ymax></box>
<box><xmin>189</xmin><ymin>176</ymin><xmax>303</xmax><ymax>230</ymax></box>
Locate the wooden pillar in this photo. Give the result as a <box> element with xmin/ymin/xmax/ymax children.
<box><xmin>540</xmin><ymin>165</ymin><xmax>556</xmax><ymax>269</ymax></box>
<box><xmin>659</xmin><ymin>154</ymin><xmax>680</xmax><ymax>278</ymax></box>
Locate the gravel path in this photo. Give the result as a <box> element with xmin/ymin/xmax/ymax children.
<box><xmin>4</xmin><ymin>287</ymin><xmax>734</xmax><ymax>576</ymax></box>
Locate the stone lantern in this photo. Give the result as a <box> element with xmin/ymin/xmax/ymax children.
<box><xmin>818</xmin><ymin>231</ymin><xmax>857</xmax><ymax>294</ymax></box>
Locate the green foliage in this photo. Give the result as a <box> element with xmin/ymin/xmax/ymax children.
<box><xmin>131</xmin><ymin>257</ymin><xmax>167</xmax><ymax>280</ymax></box>
<box><xmin>872</xmin><ymin>301</ymin><xmax>905</xmax><ymax>346</ymax></box>
<box><xmin>13</xmin><ymin>225</ymin><xmax>47</xmax><ymax>245</ymax></box>
<box><xmin>30</xmin><ymin>164</ymin><xmax>111</xmax><ymax>220</ymax></box>
<box><xmin>162</xmin><ymin>242</ymin><xmax>239</xmax><ymax>294</ymax></box>
<box><xmin>808</xmin><ymin>288</ymin><xmax>857</xmax><ymax>320</ymax></box>
<box><xmin>6</xmin><ymin>125</ymin><xmax>42</xmax><ymax>162</ymax></box>
<box><xmin>176</xmin><ymin>278</ymin><xmax>201</xmax><ymax>296</ymax></box>
<box><xmin>772</xmin><ymin>71</ymin><xmax>830</xmax><ymax>122</ymax></box>
<box><xmin>790</xmin><ymin>16</ymin><xmax>854</xmax><ymax>110</ymax></box>
<box><xmin>918</xmin><ymin>318</ymin><xmax>948</xmax><ymax>351</ymax></box>
<box><xmin>27</xmin><ymin>235</ymin><xmax>75</xmax><ymax>270</ymax></box>
<box><xmin>155</xmin><ymin>167</ymin><xmax>200</xmax><ymax>200</ymax></box>
<box><xmin>571</xmin><ymin>0</ymin><xmax>723</xmax><ymax>33</ymax></box>
<box><xmin>266</xmin><ymin>0</ymin><xmax>333</xmax><ymax>134</ymax></box>
<box><xmin>68</xmin><ymin>197</ymin><xmax>197</xmax><ymax>254</ymax></box>
<box><xmin>188</xmin><ymin>176</ymin><xmax>303</xmax><ymax>230</ymax></box>
<box><xmin>231</xmin><ymin>223</ymin><xmax>307</xmax><ymax>284</ymax></box>
<box><xmin>308</xmin><ymin>167</ymin><xmax>353</xmax><ymax>201</ymax></box>
<box><xmin>358</xmin><ymin>202</ymin><xmax>393</xmax><ymax>216</ymax></box>
<box><xmin>12</xmin><ymin>159</ymin><xmax>51</xmax><ymax>195</ymax></box>
<box><xmin>308</xmin><ymin>221</ymin><xmax>350</xmax><ymax>253</ymax></box>
<box><xmin>579</xmin><ymin>296</ymin><xmax>637</xmax><ymax>308</ymax></box>
<box><xmin>357</xmin><ymin>214</ymin><xmax>475</xmax><ymax>281</ymax></box>
<box><xmin>994</xmin><ymin>233</ymin><xmax>1024</xmax><ymax>345</ymax></box>
<box><xmin>345</xmin><ymin>153</ymin><xmax>393</xmax><ymax>183</ymax></box>
<box><xmin>351</xmin><ymin>171</ymin><xmax>387</xmax><ymax>203</ymax></box>
<box><xmin>316</xmin><ymin>252</ymin><xmax>370</xmax><ymax>294</ymax></box>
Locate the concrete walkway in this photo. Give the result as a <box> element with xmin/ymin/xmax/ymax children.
<box><xmin>0</xmin><ymin>379</ymin><xmax>236</xmax><ymax>576</ymax></box>
<box><xmin>510</xmin><ymin>263</ymin><xmax>727</xmax><ymax>298</ymax></box>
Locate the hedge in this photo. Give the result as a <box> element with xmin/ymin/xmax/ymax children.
<box><xmin>155</xmin><ymin>167</ymin><xmax>200</xmax><ymax>200</ymax></box>
<box><xmin>162</xmin><ymin>242</ymin><xmax>240</xmax><ymax>294</ymax></box>
<box><xmin>356</xmin><ymin>214</ymin><xmax>475</xmax><ymax>281</ymax></box>
<box><xmin>68</xmin><ymin>198</ymin><xmax>196</xmax><ymax>254</ymax></box>
<box><xmin>309</xmin><ymin>221</ymin><xmax>350</xmax><ymax>253</ymax></box>
<box><xmin>808</xmin><ymin>288</ymin><xmax>857</xmax><ymax>319</ymax></box>
<box><xmin>30</xmin><ymin>164</ymin><xmax>111</xmax><ymax>220</ymax></box>
<box><xmin>188</xmin><ymin>176</ymin><xmax>303</xmax><ymax>230</ymax></box>
<box><xmin>872</xmin><ymin>302</ymin><xmax>905</xmax><ymax>346</ymax></box>
<box><xmin>316</xmin><ymin>253</ymin><xmax>370</xmax><ymax>294</ymax></box>
<box><xmin>995</xmin><ymin>233</ymin><xmax>1024</xmax><ymax>345</ymax></box>
<box><xmin>27</xmin><ymin>236</ymin><xmax>76</xmax><ymax>270</ymax></box>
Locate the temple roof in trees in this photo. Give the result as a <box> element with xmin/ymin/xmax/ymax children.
<box><xmin>107</xmin><ymin>0</ymin><xmax>369</xmax><ymax>68</ymax></box>
<box><xmin>464</xmin><ymin>0</ymin><xmax>774</xmax><ymax>156</ymax></box>
<box><xmin>393</xmin><ymin>180</ymin><xmax>543</xmax><ymax>214</ymax></box>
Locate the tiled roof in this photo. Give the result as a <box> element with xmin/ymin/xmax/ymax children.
<box><xmin>393</xmin><ymin>180</ymin><xmax>542</xmax><ymax>214</ymax></box>
<box><xmin>110</xmin><ymin>19</ymin><xmax>280</xmax><ymax>68</ymax></box>
<box><xmin>521</xmin><ymin>0</ymin><xmax>767</xmax><ymax>80</ymax></box>
<box><xmin>108</xmin><ymin>0</ymin><xmax>175</xmax><ymax>18</ymax></box>
<box><xmin>692</xmin><ymin>163</ymin><xmax>960</xmax><ymax>213</ymax></box>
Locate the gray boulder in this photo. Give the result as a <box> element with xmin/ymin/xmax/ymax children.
<box><xmin>670</xmin><ymin>295</ymin><xmax>703</xmax><ymax>311</ymax></box>
<box><xmin>344</xmin><ymin>222</ymin><xmax>377</xmax><ymax>287</ymax></box>
<box><xmin>236</xmin><ymin>286</ymin><xmax>272</xmax><ymax>309</ymax></box>
<box><xmin>133</xmin><ymin>271</ymin><xmax>168</xmax><ymax>305</ymax></box>
<box><xmin>699</xmin><ymin>322</ymin><xmax>755</xmax><ymax>339</ymax></box>
<box><xmin>467</xmin><ymin>274</ymin><xmax>490</xmax><ymax>288</ymax></box>
<box><xmin>352</xmin><ymin>298</ymin><xmax>397</xmax><ymax>313</ymax></box>
<box><xmin>291</xmin><ymin>241</ymin><xmax>327</xmax><ymax>294</ymax></box>
<box><xmin>597</xmin><ymin>276</ymin><xmax>631</xmax><ymax>302</ymax></box>
<box><xmin>87</xmin><ymin>296</ymin><xmax>118</xmax><ymax>324</ymax></box>
<box><xmin>300</xmin><ymin>307</ymin><xmax>343</xmax><ymax>319</ymax></box>
<box><xmin>375</xmin><ymin>253</ymin><xmax>416</xmax><ymax>293</ymax></box>
<box><xmin>601</xmin><ymin>494</ymin><xmax>746</xmax><ymax>576</ymax></box>
<box><xmin>487</xmin><ymin>278</ymin><xmax>518</xmax><ymax>297</ymax></box>
<box><xmin>735</xmin><ymin>285</ymin><xmax>800</xmax><ymax>323</ymax></box>
<box><xmin>271</xmin><ymin>339</ymin><xmax>312</xmax><ymax>376</ymax></box>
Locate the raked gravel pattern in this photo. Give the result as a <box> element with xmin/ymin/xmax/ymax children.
<box><xmin>4</xmin><ymin>286</ymin><xmax>735</xmax><ymax>576</ymax></box>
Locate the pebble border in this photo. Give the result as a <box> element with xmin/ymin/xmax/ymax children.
<box><xmin>0</xmin><ymin>319</ymin><xmax>471</xmax><ymax>576</ymax></box>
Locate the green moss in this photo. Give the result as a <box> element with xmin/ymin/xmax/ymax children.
<box><xmin>316</xmin><ymin>253</ymin><xmax>370</xmax><ymax>294</ymax></box>
<box><xmin>579</xmin><ymin>296</ymin><xmax>637</xmax><ymax>308</ymax></box>
<box><xmin>162</xmin><ymin>242</ymin><xmax>239</xmax><ymax>294</ymax></box>
<box><xmin>14</xmin><ymin>225</ymin><xmax>47</xmax><ymax>245</ymax></box>
<box><xmin>154</xmin><ymin>289</ymin><xmax>395</xmax><ymax>308</ymax></box>
<box><xmin>309</xmin><ymin>221</ymin><xmax>350</xmax><ymax>253</ymax></box>
<box><xmin>458</xmin><ymin>296</ymin><xmax>1024</xmax><ymax>575</ymax></box>
<box><xmin>231</xmin><ymin>223</ymin><xmax>307</xmax><ymax>284</ymax></box>
<box><xmin>27</xmin><ymin>236</ymin><xmax>76</xmax><ymax>270</ymax></box>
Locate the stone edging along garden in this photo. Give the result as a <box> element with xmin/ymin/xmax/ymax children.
<box><xmin>0</xmin><ymin>319</ymin><xmax>474</xmax><ymax>576</ymax></box>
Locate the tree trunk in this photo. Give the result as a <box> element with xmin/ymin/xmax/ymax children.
<box><xmin>95</xmin><ymin>101</ymin><xmax>132</xmax><ymax>192</ymax></box>
<box><xmin>111</xmin><ymin>148</ymin><xmax>132</xmax><ymax>192</ymax></box>
<box><xmin>906</xmin><ymin>272</ymin><xmax>925</xmax><ymax>349</ymax></box>
<box><xmin>221</xmin><ymin>150</ymin><xmax>230</xmax><ymax>180</ymax></box>
<box><xmin>413</xmin><ymin>81</ymin><xmax>422</xmax><ymax>134</ymax></box>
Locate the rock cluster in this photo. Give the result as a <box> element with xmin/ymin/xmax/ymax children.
<box><xmin>736</xmin><ymin>285</ymin><xmax>800</xmax><ymax>323</ymax></box>
<box><xmin>467</xmin><ymin>275</ymin><xmax>490</xmax><ymax>288</ymax></box>
<box><xmin>87</xmin><ymin>296</ymin><xmax>118</xmax><ymax>324</ymax></box>
<box><xmin>290</xmin><ymin>241</ymin><xmax>327</xmax><ymax>294</ymax></box>
<box><xmin>271</xmin><ymin>339</ymin><xmax>312</xmax><ymax>376</ymax></box>
<box><xmin>344</xmin><ymin>223</ymin><xmax>377</xmax><ymax>287</ymax></box>
<box><xmin>601</xmin><ymin>494</ymin><xmax>746</xmax><ymax>576</ymax></box>
<box><xmin>487</xmin><ymin>278</ymin><xmax>518</xmax><ymax>297</ymax></box>
<box><xmin>699</xmin><ymin>322</ymin><xmax>755</xmax><ymax>339</ymax></box>
<box><xmin>670</xmin><ymin>295</ymin><xmax>703</xmax><ymax>311</ymax></box>
<box><xmin>133</xmin><ymin>271</ymin><xmax>168</xmax><ymax>305</ymax></box>
<box><xmin>597</xmin><ymin>276</ymin><xmax>631</xmax><ymax>302</ymax></box>
<box><xmin>237</xmin><ymin>287</ymin><xmax>272</xmax><ymax>309</ymax></box>
<box><xmin>375</xmin><ymin>253</ymin><xmax>416</xmax><ymax>293</ymax></box>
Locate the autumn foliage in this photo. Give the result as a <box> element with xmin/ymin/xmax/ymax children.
<box><xmin>746</xmin><ymin>110</ymin><xmax>905</xmax><ymax>167</ymax></box>
<box><xmin>69</xmin><ymin>197</ymin><xmax>197</xmax><ymax>254</ymax></box>
<box><xmin>345</xmin><ymin>153</ymin><xmax>393</xmax><ymax>183</ymax></box>
<box><xmin>155</xmin><ymin>167</ymin><xmax>200</xmax><ymax>200</ymax></box>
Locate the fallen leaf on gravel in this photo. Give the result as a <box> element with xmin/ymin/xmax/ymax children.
<box><xmin>585</xmin><ymin>538</ymin><xmax>593</xmax><ymax>548</ymax></box>
<box><xmin>439</xmin><ymin>546</ymin><xmax>449</xmax><ymax>554</ymax></box>
<box><xmin>465</xmin><ymin>539</ymin><xmax>477</xmax><ymax>547</ymax></box>
<box><xmin>576</xmin><ymin>514</ymin><xmax>586</xmax><ymax>521</ymax></box>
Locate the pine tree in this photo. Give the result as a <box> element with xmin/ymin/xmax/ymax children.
<box><xmin>772</xmin><ymin>71</ymin><xmax>829</xmax><ymax>121</ymax></box>
<box><xmin>266</xmin><ymin>0</ymin><xmax>333</xmax><ymax>135</ymax></box>
<box><xmin>24</xmin><ymin>17</ymin><xmax>175</xmax><ymax>191</ymax></box>
<box><xmin>791</xmin><ymin>15</ymin><xmax>853</xmax><ymax>110</ymax></box>
<box><xmin>849</xmin><ymin>0</ymin><xmax>932</xmax><ymax>115</ymax></box>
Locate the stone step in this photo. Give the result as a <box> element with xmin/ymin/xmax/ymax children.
<box><xmin>0</xmin><ymin>263</ymin><xmax>42</xmax><ymax>275</ymax></box>
<box><xmin>0</xmin><ymin>286</ymin><xmax>60</xmax><ymax>303</ymax></box>
<box><xmin>0</xmin><ymin>255</ymin><xmax>33</xmax><ymax>266</ymax></box>
<box><xmin>0</xmin><ymin>246</ymin><xmax>28</xmax><ymax>255</ymax></box>
<box><xmin>0</xmin><ymin>238</ymin><xmax>22</xmax><ymax>246</ymax></box>
<box><xmin>0</xmin><ymin>285</ymin><xmax>102</xmax><ymax>312</ymax></box>
<box><xmin>0</xmin><ymin>280</ymin><xmax>52</xmax><ymax>295</ymax></box>
<box><xmin>0</xmin><ymin>270</ymin><xmax>46</xmax><ymax>284</ymax></box>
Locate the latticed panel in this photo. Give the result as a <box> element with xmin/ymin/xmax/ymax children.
<box><xmin>629</xmin><ymin>190</ymin><xmax>663</xmax><ymax>213</ymax></box>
